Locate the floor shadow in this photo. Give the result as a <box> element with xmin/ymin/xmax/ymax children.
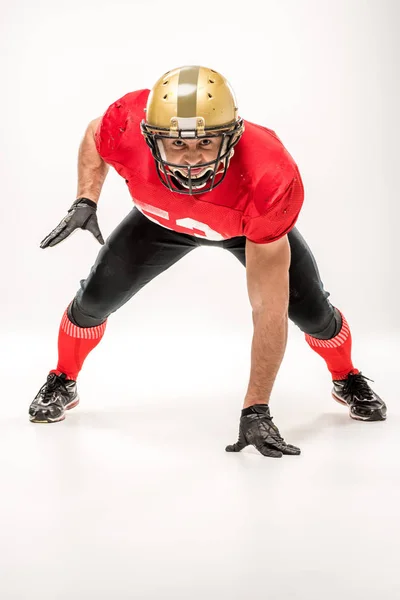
<box><xmin>283</xmin><ymin>411</ymin><xmax>386</xmax><ymax>443</ymax></box>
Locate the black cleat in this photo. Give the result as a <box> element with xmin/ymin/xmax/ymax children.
<box><xmin>29</xmin><ymin>372</ymin><xmax>79</xmax><ymax>423</ymax></box>
<box><xmin>332</xmin><ymin>371</ymin><xmax>386</xmax><ymax>422</ymax></box>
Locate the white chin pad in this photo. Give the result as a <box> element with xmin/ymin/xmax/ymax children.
<box><xmin>173</xmin><ymin>168</ymin><xmax>214</xmax><ymax>189</ymax></box>
<box><xmin>179</xmin><ymin>178</ymin><xmax>208</xmax><ymax>190</ymax></box>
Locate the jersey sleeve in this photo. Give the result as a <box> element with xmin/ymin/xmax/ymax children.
<box><xmin>243</xmin><ymin>172</ymin><xmax>304</xmax><ymax>244</ymax></box>
<box><xmin>94</xmin><ymin>89</ymin><xmax>149</xmax><ymax>164</ymax></box>
<box><xmin>94</xmin><ymin>99</ymin><xmax>129</xmax><ymax>162</ymax></box>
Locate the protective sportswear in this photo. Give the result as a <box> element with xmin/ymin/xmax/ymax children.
<box><xmin>140</xmin><ymin>65</ymin><xmax>244</xmax><ymax>194</ymax></box>
<box><xmin>29</xmin><ymin>373</ymin><xmax>79</xmax><ymax>423</ymax></box>
<box><xmin>95</xmin><ymin>89</ymin><xmax>304</xmax><ymax>244</ymax></box>
<box><xmin>40</xmin><ymin>198</ymin><xmax>104</xmax><ymax>248</ymax></box>
<box><xmin>332</xmin><ymin>372</ymin><xmax>387</xmax><ymax>421</ymax></box>
<box><xmin>226</xmin><ymin>404</ymin><xmax>301</xmax><ymax>458</ymax></box>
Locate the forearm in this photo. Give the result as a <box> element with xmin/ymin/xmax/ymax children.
<box><xmin>76</xmin><ymin>120</ymin><xmax>109</xmax><ymax>203</ymax></box>
<box><xmin>243</xmin><ymin>307</ymin><xmax>288</xmax><ymax>408</ymax></box>
<box><xmin>243</xmin><ymin>235</ymin><xmax>290</xmax><ymax>409</ymax></box>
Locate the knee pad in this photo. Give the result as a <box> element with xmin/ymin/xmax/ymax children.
<box><xmin>290</xmin><ymin>297</ymin><xmax>343</xmax><ymax>340</ymax></box>
<box><xmin>306</xmin><ymin>305</ymin><xmax>342</xmax><ymax>340</ymax></box>
<box><xmin>68</xmin><ymin>298</ymin><xmax>107</xmax><ymax>328</ymax></box>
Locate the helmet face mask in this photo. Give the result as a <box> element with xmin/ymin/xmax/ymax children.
<box><xmin>141</xmin><ymin>121</ymin><xmax>243</xmax><ymax>194</ymax></box>
<box><xmin>140</xmin><ymin>65</ymin><xmax>245</xmax><ymax>195</ymax></box>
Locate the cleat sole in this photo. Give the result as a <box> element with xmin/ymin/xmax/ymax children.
<box><xmin>66</xmin><ymin>397</ymin><xmax>80</xmax><ymax>411</ymax></box>
<box><xmin>29</xmin><ymin>415</ymin><xmax>66</xmax><ymax>424</ymax></box>
<box><xmin>331</xmin><ymin>392</ymin><xmax>386</xmax><ymax>422</ymax></box>
<box><xmin>29</xmin><ymin>395</ymin><xmax>80</xmax><ymax>424</ymax></box>
<box><xmin>332</xmin><ymin>392</ymin><xmax>347</xmax><ymax>407</ymax></box>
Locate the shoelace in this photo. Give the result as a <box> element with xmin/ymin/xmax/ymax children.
<box><xmin>342</xmin><ymin>372</ymin><xmax>375</xmax><ymax>402</ymax></box>
<box><xmin>39</xmin><ymin>374</ymin><xmax>68</xmax><ymax>404</ymax></box>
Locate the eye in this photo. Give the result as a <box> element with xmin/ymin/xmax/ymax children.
<box><xmin>200</xmin><ymin>139</ymin><xmax>212</xmax><ymax>146</ymax></box>
<box><xmin>173</xmin><ymin>140</ymin><xmax>186</xmax><ymax>147</ymax></box>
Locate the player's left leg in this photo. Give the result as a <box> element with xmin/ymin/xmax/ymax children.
<box><xmin>224</xmin><ymin>229</ymin><xmax>386</xmax><ymax>421</ymax></box>
<box><xmin>285</xmin><ymin>227</ymin><xmax>386</xmax><ymax>421</ymax></box>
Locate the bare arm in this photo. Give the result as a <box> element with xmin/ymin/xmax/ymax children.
<box><xmin>243</xmin><ymin>235</ymin><xmax>291</xmax><ymax>408</ymax></box>
<box><xmin>76</xmin><ymin>117</ymin><xmax>110</xmax><ymax>203</ymax></box>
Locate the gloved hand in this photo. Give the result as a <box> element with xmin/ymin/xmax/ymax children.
<box><xmin>226</xmin><ymin>404</ymin><xmax>301</xmax><ymax>458</ymax></box>
<box><xmin>40</xmin><ymin>197</ymin><xmax>105</xmax><ymax>248</ymax></box>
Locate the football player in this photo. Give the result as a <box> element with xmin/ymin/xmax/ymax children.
<box><xmin>30</xmin><ymin>66</ymin><xmax>386</xmax><ymax>458</ymax></box>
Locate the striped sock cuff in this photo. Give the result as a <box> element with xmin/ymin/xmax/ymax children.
<box><xmin>305</xmin><ymin>311</ymin><xmax>350</xmax><ymax>349</ymax></box>
<box><xmin>61</xmin><ymin>308</ymin><xmax>107</xmax><ymax>339</ymax></box>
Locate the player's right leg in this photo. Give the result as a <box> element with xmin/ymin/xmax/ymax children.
<box><xmin>29</xmin><ymin>208</ymin><xmax>199</xmax><ymax>423</ymax></box>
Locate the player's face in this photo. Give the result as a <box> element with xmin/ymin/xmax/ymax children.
<box><xmin>161</xmin><ymin>137</ymin><xmax>222</xmax><ymax>174</ymax></box>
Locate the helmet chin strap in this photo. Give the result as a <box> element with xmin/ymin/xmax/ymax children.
<box><xmin>172</xmin><ymin>152</ymin><xmax>232</xmax><ymax>189</ymax></box>
<box><xmin>172</xmin><ymin>168</ymin><xmax>214</xmax><ymax>189</ymax></box>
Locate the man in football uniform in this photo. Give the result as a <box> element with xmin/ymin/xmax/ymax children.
<box><xmin>30</xmin><ymin>66</ymin><xmax>386</xmax><ymax>458</ymax></box>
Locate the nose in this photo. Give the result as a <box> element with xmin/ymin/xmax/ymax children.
<box><xmin>183</xmin><ymin>148</ymin><xmax>205</xmax><ymax>166</ymax></box>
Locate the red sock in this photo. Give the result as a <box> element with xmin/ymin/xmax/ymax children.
<box><xmin>50</xmin><ymin>305</ymin><xmax>107</xmax><ymax>381</ymax></box>
<box><xmin>305</xmin><ymin>311</ymin><xmax>359</xmax><ymax>380</ymax></box>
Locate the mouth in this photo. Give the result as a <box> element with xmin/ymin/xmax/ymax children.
<box><xmin>170</xmin><ymin>159</ymin><xmax>226</xmax><ymax>188</ymax></box>
<box><xmin>172</xmin><ymin>167</ymin><xmax>214</xmax><ymax>188</ymax></box>
<box><xmin>174</xmin><ymin>166</ymin><xmax>210</xmax><ymax>178</ymax></box>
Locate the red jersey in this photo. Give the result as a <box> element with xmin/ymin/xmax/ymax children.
<box><xmin>95</xmin><ymin>89</ymin><xmax>304</xmax><ymax>244</ymax></box>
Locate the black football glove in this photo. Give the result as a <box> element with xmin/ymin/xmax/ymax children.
<box><xmin>40</xmin><ymin>198</ymin><xmax>105</xmax><ymax>248</ymax></box>
<box><xmin>226</xmin><ymin>404</ymin><xmax>301</xmax><ymax>458</ymax></box>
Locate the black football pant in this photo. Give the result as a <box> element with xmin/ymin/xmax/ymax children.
<box><xmin>68</xmin><ymin>207</ymin><xmax>342</xmax><ymax>339</ymax></box>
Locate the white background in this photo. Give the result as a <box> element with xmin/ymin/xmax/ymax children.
<box><xmin>1</xmin><ymin>1</ymin><xmax>399</xmax><ymax>599</ymax></box>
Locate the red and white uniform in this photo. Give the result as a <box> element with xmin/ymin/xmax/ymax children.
<box><xmin>95</xmin><ymin>89</ymin><xmax>304</xmax><ymax>244</ymax></box>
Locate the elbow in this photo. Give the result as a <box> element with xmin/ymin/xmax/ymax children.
<box><xmin>246</xmin><ymin>235</ymin><xmax>291</xmax><ymax>314</ymax></box>
<box><xmin>89</xmin><ymin>116</ymin><xmax>102</xmax><ymax>131</ymax></box>
<box><xmin>249</xmin><ymin>270</ymin><xmax>290</xmax><ymax>316</ymax></box>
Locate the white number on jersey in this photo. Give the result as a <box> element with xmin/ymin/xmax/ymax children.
<box><xmin>175</xmin><ymin>218</ymin><xmax>225</xmax><ymax>241</ymax></box>
<box><xmin>137</xmin><ymin>203</ymin><xmax>225</xmax><ymax>241</ymax></box>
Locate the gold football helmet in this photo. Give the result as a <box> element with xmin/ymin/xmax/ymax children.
<box><xmin>141</xmin><ymin>65</ymin><xmax>244</xmax><ymax>194</ymax></box>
